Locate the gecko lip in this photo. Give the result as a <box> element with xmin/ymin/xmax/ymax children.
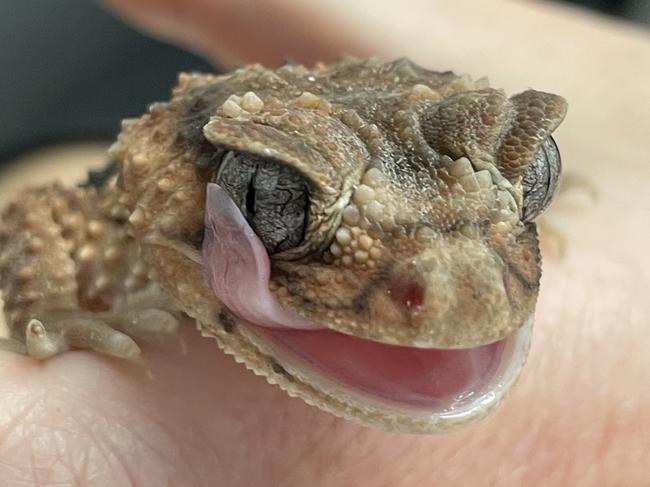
<box><xmin>204</xmin><ymin>183</ymin><xmax>531</xmax><ymax>423</ymax></box>
<box><xmin>245</xmin><ymin>317</ymin><xmax>531</xmax><ymax>414</ymax></box>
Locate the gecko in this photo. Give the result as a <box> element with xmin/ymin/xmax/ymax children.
<box><xmin>0</xmin><ymin>58</ymin><xmax>566</xmax><ymax>433</ymax></box>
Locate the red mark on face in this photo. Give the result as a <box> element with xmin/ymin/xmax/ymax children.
<box><xmin>403</xmin><ymin>283</ymin><xmax>424</xmax><ymax>308</ymax></box>
<box><xmin>390</xmin><ymin>281</ymin><xmax>425</xmax><ymax>310</ymax></box>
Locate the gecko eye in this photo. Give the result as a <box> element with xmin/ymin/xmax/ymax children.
<box><xmin>213</xmin><ymin>151</ymin><xmax>309</xmax><ymax>254</ymax></box>
<box><xmin>521</xmin><ymin>136</ymin><xmax>562</xmax><ymax>222</ymax></box>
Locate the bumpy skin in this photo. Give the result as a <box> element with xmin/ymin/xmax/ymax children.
<box><xmin>0</xmin><ymin>58</ymin><xmax>567</xmax><ymax>432</ymax></box>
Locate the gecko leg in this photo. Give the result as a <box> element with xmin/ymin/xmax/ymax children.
<box><xmin>0</xmin><ymin>308</ymin><xmax>179</xmax><ymax>361</ymax></box>
<box><xmin>24</xmin><ymin>316</ymin><xmax>141</xmax><ymax>361</ymax></box>
<box><xmin>0</xmin><ymin>184</ymin><xmax>182</xmax><ymax>361</ymax></box>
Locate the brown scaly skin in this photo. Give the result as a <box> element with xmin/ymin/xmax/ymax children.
<box><xmin>0</xmin><ymin>58</ymin><xmax>566</xmax><ymax>432</ymax></box>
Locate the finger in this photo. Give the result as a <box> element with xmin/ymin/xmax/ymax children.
<box><xmin>100</xmin><ymin>0</ymin><xmax>373</xmax><ymax>67</ymax></box>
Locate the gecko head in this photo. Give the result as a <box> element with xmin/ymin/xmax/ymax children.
<box><xmin>119</xmin><ymin>59</ymin><xmax>567</xmax><ymax>432</ymax></box>
<box><xmin>199</xmin><ymin>62</ymin><xmax>567</xmax><ymax>349</ymax></box>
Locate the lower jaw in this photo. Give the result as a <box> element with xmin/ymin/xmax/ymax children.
<box><xmin>239</xmin><ymin>316</ymin><xmax>534</xmax><ymax>431</ymax></box>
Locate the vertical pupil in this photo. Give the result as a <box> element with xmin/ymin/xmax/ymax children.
<box><xmin>215</xmin><ymin>151</ymin><xmax>308</xmax><ymax>253</ymax></box>
<box><xmin>245</xmin><ymin>177</ymin><xmax>256</xmax><ymax>216</ymax></box>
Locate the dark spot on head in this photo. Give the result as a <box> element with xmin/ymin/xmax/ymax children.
<box><xmin>271</xmin><ymin>362</ymin><xmax>285</xmax><ymax>374</ymax></box>
<box><xmin>111</xmin><ymin>213</ymin><xmax>129</xmax><ymax>225</ymax></box>
<box><xmin>177</xmin><ymin>94</ymin><xmax>211</xmax><ymax>146</ymax></box>
<box><xmin>177</xmin><ymin>83</ymin><xmax>234</xmax><ymax>151</ymax></box>
<box><xmin>271</xmin><ymin>361</ymin><xmax>295</xmax><ymax>382</ymax></box>
<box><xmin>175</xmin><ymin>90</ymin><xmax>232</xmax><ymax>174</ymax></box>
<box><xmin>351</xmin><ymin>263</ymin><xmax>394</xmax><ymax>314</ymax></box>
<box><xmin>218</xmin><ymin>311</ymin><xmax>235</xmax><ymax>333</ymax></box>
<box><xmin>194</xmin><ymin>143</ymin><xmax>226</xmax><ymax>172</ymax></box>
<box><xmin>80</xmin><ymin>160</ymin><xmax>119</xmax><ymax>189</ymax></box>
<box><xmin>352</xmin><ymin>294</ymin><xmax>368</xmax><ymax>313</ymax></box>
<box><xmin>189</xmin><ymin>227</ymin><xmax>205</xmax><ymax>250</ymax></box>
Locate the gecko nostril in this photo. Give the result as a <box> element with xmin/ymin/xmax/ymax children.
<box><xmin>403</xmin><ymin>284</ymin><xmax>424</xmax><ymax>308</ymax></box>
<box><xmin>389</xmin><ymin>280</ymin><xmax>425</xmax><ymax>310</ymax></box>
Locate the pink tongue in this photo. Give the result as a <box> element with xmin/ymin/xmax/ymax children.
<box><xmin>203</xmin><ymin>183</ymin><xmax>321</xmax><ymax>329</ymax></box>
<box><xmin>203</xmin><ymin>182</ymin><xmax>506</xmax><ymax>407</ymax></box>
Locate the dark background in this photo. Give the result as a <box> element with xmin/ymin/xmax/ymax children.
<box><xmin>1</xmin><ymin>0</ymin><xmax>647</xmax><ymax>165</ymax></box>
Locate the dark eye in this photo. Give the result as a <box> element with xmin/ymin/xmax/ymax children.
<box><xmin>521</xmin><ymin>136</ymin><xmax>562</xmax><ymax>222</ymax></box>
<box><xmin>214</xmin><ymin>151</ymin><xmax>309</xmax><ymax>254</ymax></box>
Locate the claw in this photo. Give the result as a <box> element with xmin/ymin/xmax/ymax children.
<box><xmin>26</xmin><ymin>319</ymin><xmax>64</xmax><ymax>360</ymax></box>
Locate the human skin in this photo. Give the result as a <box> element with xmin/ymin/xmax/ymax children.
<box><xmin>0</xmin><ymin>1</ymin><xmax>649</xmax><ymax>485</ymax></box>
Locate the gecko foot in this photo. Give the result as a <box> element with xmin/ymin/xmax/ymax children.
<box><xmin>0</xmin><ymin>309</ymin><xmax>179</xmax><ymax>361</ymax></box>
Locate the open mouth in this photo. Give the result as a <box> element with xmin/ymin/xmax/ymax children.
<box><xmin>203</xmin><ymin>183</ymin><xmax>531</xmax><ymax>427</ymax></box>
<box><xmin>247</xmin><ymin>319</ymin><xmax>531</xmax><ymax>417</ymax></box>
